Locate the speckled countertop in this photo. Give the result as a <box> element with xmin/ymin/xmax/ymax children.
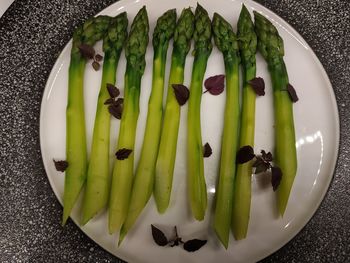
<box><xmin>0</xmin><ymin>0</ymin><xmax>349</xmax><ymax>262</ymax></box>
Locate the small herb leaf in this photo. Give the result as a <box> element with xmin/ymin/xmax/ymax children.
<box><xmin>248</xmin><ymin>77</ymin><xmax>265</xmax><ymax>96</ymax></box>
<box><xmin>271</xmin><ymin>166</ymin><xmax>283</xmax><ymax>191</ymax></box>
<box><xmin>92</xmin><ymin>61</ymin><xmax>100</xmax><ymax>71</ymax></box>
<box><xmin>172</xmin><ymin>84</ymin><xmax>190</xmax><ymax>106</ymax></box>
<box><xmin>108</xmin><ymin>104</ymin><xmax>122</xmax><ymax>119</ymax></box>
<box><xmin>236</xmin><ymin>145</ymin><xmax>255</xmax><ymax>164</ymax></box>
<box><xmin>107</xmin><ymin>83</ymin><xmax>120</xmax><ymax>98</ymax></box>
<box><xmin>151</xmin><ymin>225</ymin><xmax>168</xmax><ymax>246</ymax></box>
<box><xmin>203</xmin><ymin>143</ymin><xmax>212</xmax><ymax>158</ymax></box>
<box><xmin>115</xmin><ymin>148</ymin><xmax>132</xmax><ymax>160</ymax></box>
<box><xmin>287</xmin><ymin>83</ymin><xmax>299</xmax><ymax>102</ymax></box>
<box><xmin>183</xmin><ymin>239</ymin><xmax>207</xmax><ymax>252</ymax></box>
<box><xmin>53</xmin><ymin>160</ymin><xmax>68</xmax><ymax>172</ymax></box>
<box><xmin>204</xmin><ymin>74</ymin><xmax>225</xmax><ymax>95</ymax></box>
<box><xmin>78</xmin><ymin>44</ymin><xmax>95</xmax><ymax>59</ymax></box>
<box><xmin>261</xmin><ymin>150</ymin><xmax>273</xmax><ymax>162</ymax></box>
<box><xmin>94</xmin><ymin>54</ymin><xmax>103</xmax><ymax>62</ymax></box>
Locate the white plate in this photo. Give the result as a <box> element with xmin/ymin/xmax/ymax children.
<box><xmin>40</xmin><ymin>0</ymin><xmax>339</xmax><ymax>262</ymax></box>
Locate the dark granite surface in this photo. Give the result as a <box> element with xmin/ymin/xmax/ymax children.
<box><xmin>0</xmin><ymin>0</ymin><xmax>349</xmax><ymax>262</ymax></box>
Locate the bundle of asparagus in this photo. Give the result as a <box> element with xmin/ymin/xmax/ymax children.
<box><xmin>63</xmin><ymin>15</ymin><xmax>111</xmax><ymax>225</ymax></box>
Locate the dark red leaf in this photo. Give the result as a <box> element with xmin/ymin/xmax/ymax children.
<box><xmin>183</xmin><ymin>239</ymin><xmax>207</xmax><ymax>252</ymax></box>
<box><xmin>236</xmin><ymin>145</ymin><xmax>255</xmax><ymax>164</ymax></box>
<box><xmin>92</xmin><ymin>61</ymin><xmax>100</xmax><ymax>71</ymax></box>
<box><xmin>271</xmin><ymin>166</ymin><xmax>283</xmax><ymax>191</ymax></box>
<box><xmin>107</xmin><ymin>83</ymin><xmax>120</xmax><ymax>98</ymax></box>
<box><xmin>94</xmin><ymin>54</ymin><xmax>103</xmax><ymax>62</ymax></box>
<box><xmin>172</xmin><ymin>84</ymin><xmax>190</xmax><ymax>106</ymax></box>
<box><xmin>204</xmin><ymin>74</ymin><xmax>225</xmax><ymax>95</ymax></box>
<box><xmin>287</xmin><ymin>83</ymin><xmax>299</xmax><ymax>102</ymax></box>
<box><xmin>53</xmin><ymin>159</ymin><xmax>68</xmax><ymax>172</ymax></box>
<box><xmin>248</xmin><ymin>77</ymin><xmax>265</xmax><ymax>96</ymax></box>
<box><xmin>115</xmin><ymin>148</ymin><xmax>132</xmax><ymax>160</ymax></box>
<box><xmin>203</xmin><ymin>143</ymin><xmax>212</xmax><ymax>158</ymax></box>
<box><xmin>151</xmin><ymin>225</ymin><xmax>168</xmax><ymax>246</ymax></box>
<box><xmin>108</xmin><ymin>103</ymin><xmax>122</xmax><ymax>119</ymax></box>
<box><xmin>78</xmin><ymin>44</ymin><xmax>95</xmax><ymax>59</ymax></box>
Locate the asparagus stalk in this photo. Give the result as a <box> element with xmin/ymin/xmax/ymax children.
<box><xmin>81</xmin><ymin>13</ymin><xmax>128</xmax><ymax>225</ymax></box>
<box><xmin>212</xmin><ymin>13</ymin><xmax>240</xmax><ymax>248</ymax></box>
<box><xmin>254</xmin><ymin>11</ymin><xmax>297</xmax><ymax>215</ymax></box>
<box><xmin>118</xmin><ymin>9</ymin><xmax>176</xmax><ymax>244</ymax></box>
<box><xmin>108</xmin><ymin>6</ymin><xmax>149</xmax><ymax>234</ymax></box>
<box><xmin>63</xmin><ymin>15</ymin><xmax>111</xmax><ymax>225</ymax></box>
<box><xmin>154</xmin><ymin>8</ymin><xmax>195</xmax><ymax>213</ymax></box>
<box><xmin>231</xmin><ymin>5</ymin><xmax>257</xmax><ymax>240</ymax></box>
<box><xmin>187</xmin><ymin>4</ymin><xmax>212</xmax><ymax>221</ymax></box>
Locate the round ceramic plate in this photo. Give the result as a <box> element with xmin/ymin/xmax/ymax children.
<box><xmin>40</xmin><ymin>0</ymin><xmax>339</xmax><ymax>262</ymax></box>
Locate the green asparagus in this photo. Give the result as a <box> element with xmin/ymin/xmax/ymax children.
<box><xmin>81</xmin><ymin>13</ymin><xmax>128</xmax><ymax>225</ymax></box>
<box><xmin>187</xmin><ymin>4</ymin><xmax>212</xmax><ymax>221</ymax></box>
<box><xmin>63</xmin><ymin>15</ymin><xmax>111</xmax><ymax>225</ymax></box>
<box><xmin>212</xmin><ymin>12</ymin><xmax>240</xmax><ymax>248</ymax></box>
<box><xmin>118</xmin><ymin>9</ymin><xmax>176</xmax><ymax>244</ymax></box>
<box><xmin>254</xmin><ymin>11</ymin><xmax>297</xmax><ymax>215</ymax></box>
<box><xmin>154</xmin><ymin>8</ymin><xmax>195</xmax><ymax>213</ymax></box>
<box><xmin>108</xmin><ymin>6</ymin><xmax>149</xmax><ymax>234</ymax></box>
<box><xmin>231</xmin><ymin>5</ymin><xmax>257</xmax><ymax>240</ymax></box>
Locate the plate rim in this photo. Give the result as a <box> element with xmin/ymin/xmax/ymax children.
<box><xmin>39</xmin><ymin>0</ymin><xmax>340</xmax><ymax>262</ymax></box>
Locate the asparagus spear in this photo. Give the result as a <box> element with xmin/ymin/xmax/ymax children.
<box><xmin>212</xmin><ymin>12</ymin><xmax>240</xmax><ymax>248</ymax></box>
<box><xmin>81</xmin><ymin>12</ymin><xmax>128</xmax><ymax>225</ymax></box>
<box><xmin>231</xmin><ymin>5</ymin><xmax>257</xmax><ymax>240</ymax></box>
<box><xmin>108</xmin><ymin>6</ymin><xmax>149</xmax><ymax>234</ymax></box>
<box><xmin>154</xmin><ymin>8</ymin><xmax>195</xmax><ymax>213</ymax></box>
<box><xmin>187</xmin><ymin>4</ymin><xmax>212</xmax><ymax>221</ymax></box>
<box><xmin>63</xmin><ymin>15</ymin><xmax>111</xmax><ymax>225</ymax></box>
<box><xmin>118</xmin><ymin>9</ymin><xmax>176</xmax><ymax>244</ymax></box>
<box><xmin>254</xmin><ymin>11</ymin><xmax>297</xmax><ymax>215</ymax></box>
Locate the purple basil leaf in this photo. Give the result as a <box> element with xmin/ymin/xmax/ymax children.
<box><xmin>204</xmin><ymin>74</ymin><xmax>225</xmax><ymax>95</ymax></box>
<box><xmin>287</xmin><ymin>83</ymin><xmax>299</xmax><ymax>102</ymax></box>
<box><xmin>236</xmin><ymin>145</ymin><xmax>255</xmax><ymax>164</ymax></box>
<box><xmin>271</xmin><ymin>166</ymin><xmax>283</xmax><ymax>191</ymax></box>
<box><xmin>261</xmin><ymin>150</ymin><xmax>273</xmax><ymax>162</ymax></box>
<box><xmin>172</xmin><ymin>84</ymin><xmax>190</xmax><ymax>106</ymax></box>
<box><xmin>94</xmin><ymin>54</ymin><xmax>103</xmax><ymax>62</ymax></box>
<box><xmin>203</xmin><ymin>143</ymin><xmax>212</xmax><ymax>158</ymax></box>
<box><xmin>53</xmin><ymin>159</ymin><xmax>68</xmax><ymax>172</ymax></box>
<box><xmin>92</xmin><ymin>61</ymin><xmax>100</xmax><ymax>71</ymax></box>
<box><xmin>248</xmin><ymin>77</ymin><xmax>265</xmax><ymax>96</ymax></box>
<box><xmin>151</xmin><ymin>225</ymin><xmax>168</xmax><ymax>246</ymax></box>
<box><xmin>115</xmin><ymin>148</ymin><xmax>132</xmax><ymax>160</ymax></box>
<box><xmin>107</xmin><ymin>83</ymin><xmax>120</xmax><ymax>98</ymax></box>
<box><xmin>183</xmin><ymin>239</ymin><xmax>207</xmax><ymax>252</ymax></box>
<box><xmin>78</xmin><ymin>44</ymin><xmax>95</xmax><ymax>59</ymax></box>
<box><xmin>108</xmin><ymin>103</ymin><xmax>122</xmax><ymax>119</ymax></box>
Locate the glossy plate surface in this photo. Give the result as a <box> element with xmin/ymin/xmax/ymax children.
<box><xmin>40</xmin><ymin>0</ymin><xmax>339</xmax><ymax>262</ymax></box>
